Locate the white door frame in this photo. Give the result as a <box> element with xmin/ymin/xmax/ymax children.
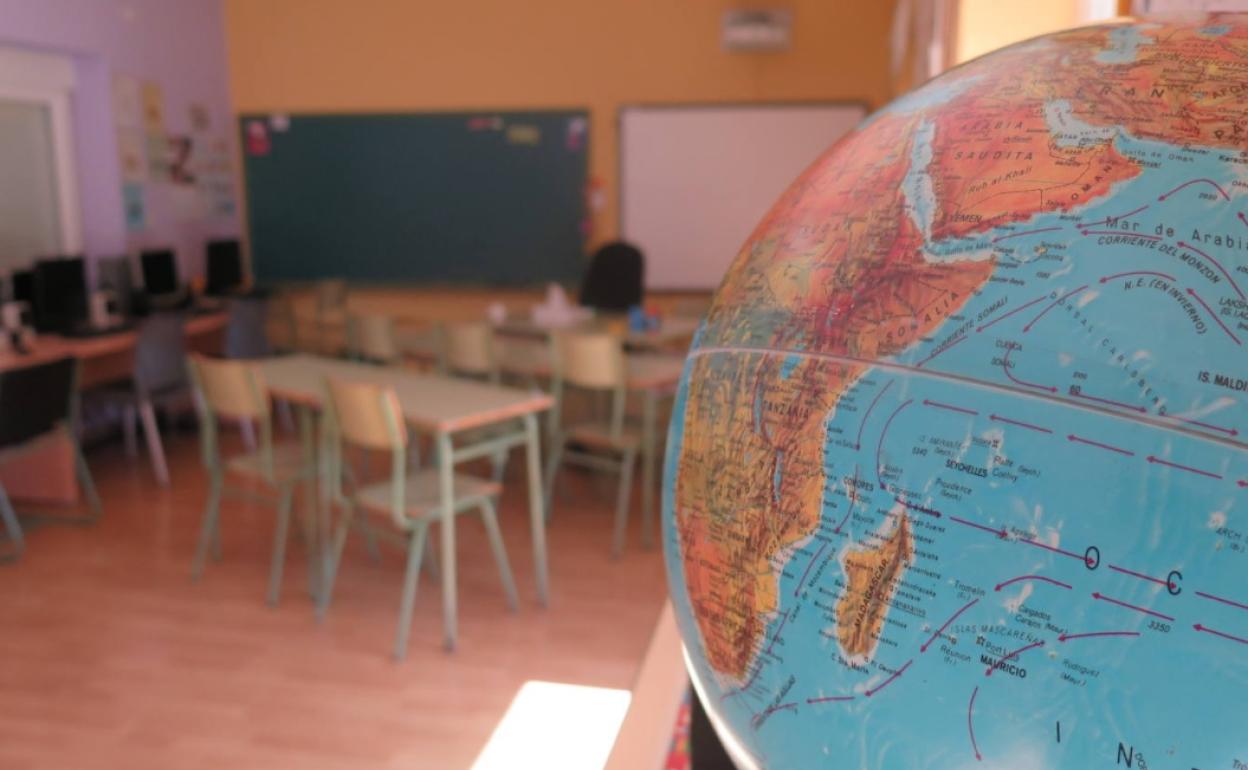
<box><xmin>0</xmin><ymin>47</ymin><xmax>83</xmax><ymax>257</ymax></box>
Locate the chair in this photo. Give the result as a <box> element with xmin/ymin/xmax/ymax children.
<box><xmin>0</xmin><ymin>357</ymin><xmax>102</xmax><ymax>561</ymax></box>
<box><xmin>315</xmin><ymin>279</ymin><xmax>348</xmax><ymax>354</ymax></box>
<box><xmin>224</xmin><ymin>295</ymin><xmax>272</xmax><ymax>359</ymax></box>
<box><xmin>579</xmin><ymin>241</ymin><xmax>644</xmax><ymax>313</ymax></box>
<box><xmin>268</xmin><ymin>292</ymin><xmax>302</xmax><ymax>353</ymax></box>
<box><xmin>346</xmin><ymin>313</ymin><xmax>400</xmax><ymax>364</ymax></box>
<box><xmin>100</xmin><ymin>312</ymin><xmax>190</xmax><ymax>486</ymax></box>
<box><xmin>187</xmin><ymin>354</ymin><xmax>317</xmax><ymax>604</ymax></box>
<box><xmin>442</xmin><ymin>320</ymin><xmax>499</xmax><ymax>382</ymax></box>
<box><xmin>320</xmin><ymin>377</ymin><xmax>518</xmax><ymax>660</ymax></box>
<box><xmin>543</xmin><ymin>331</ymin><xmax>637</xmax><ymax>557</ymax></box>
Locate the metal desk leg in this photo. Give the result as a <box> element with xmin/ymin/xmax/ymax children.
<box><xmin>436</xmin><ymin>431</ymin><xmax>458</xmax><ymax>651</ymax></box>
<box><xmin>297</xmin><ymin>405</ymin><xmax>322</xmax><ymax>601</ymax></box>
<box><xmin>523</xmin><ymin>413</ymin><xmax>549</xmax><ymax>606</ymax></box>
<box><xmin>316</xmin><ymin>409</ymin><xmax>335</xmax><ymax>609</ymax></box>
<box><xmin>640</xmin><ymin>388</ymin><xmax>658</xmax><ymax>549</ymax></box>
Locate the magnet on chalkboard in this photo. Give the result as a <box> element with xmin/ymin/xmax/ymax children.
<box><xmin>245</xmin><ymin>120</ymin><xmax>270</xmax><ymax>156</ymax></box>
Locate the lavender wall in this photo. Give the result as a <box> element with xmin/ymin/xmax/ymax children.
<box><xmin>0</xmin><ymin>0</ymin><xmax>238</xmax><ymax>280</ymax></box>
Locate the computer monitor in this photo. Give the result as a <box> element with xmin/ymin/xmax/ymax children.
<box><xmin>11</xmin><ymin>269</ymin><xmax>33</xmax><ymax>306</ymax></box>
<box><xmin>32</xmin><ymin>256</ymin><xmax>88</xmax><ymax>332</ymax></box>
<box><xmin>140</xmin><ymin>249</ymin><xmax>179</xmax><ymax>295</ymax></box>
<box><xmin>205</xmin><ymin>239</ymin><xmax>244</xmax><ymax>296</ymax></box>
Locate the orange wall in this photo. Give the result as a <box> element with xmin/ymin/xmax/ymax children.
<box><xmin>222</xmin><ymin>0</ymin><xmax>895</xmax><ymax>245</ymax></box>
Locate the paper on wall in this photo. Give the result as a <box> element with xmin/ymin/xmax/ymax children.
<box><xmin>140</xmin><ymin>81</ymin><xmax>165</xmax><ymax>134</ymax></box>
<box><xmin>113</xmin><ymin>75</ymin><xmax>143</xmax><ymax>129</ymax></box>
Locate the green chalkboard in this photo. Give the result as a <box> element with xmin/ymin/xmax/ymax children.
<box><xmin>239</xmin><ymin>110</ymin><xmax>589</xmax><ymax>285</ymax></box>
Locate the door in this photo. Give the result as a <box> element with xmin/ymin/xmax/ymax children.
<box><xmin>0</xmin><ymin>97</ymin><xmax>64</xmax><ymax>261</ymax></box>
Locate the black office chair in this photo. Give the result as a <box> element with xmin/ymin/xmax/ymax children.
<box><xmin>0</xmin><ymin>357</ymin><xmax>102</xmax><ymax>561</ymax></box>
<box><xmin>579</xmin><ymin>241</ymin><xmax>645</xmax><ymax>313</ymax></box>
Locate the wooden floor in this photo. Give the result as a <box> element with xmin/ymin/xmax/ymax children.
<box><xmin>0</xmin><ymin>432</ymin><xmax>669</xmax><ymax>769</ymax></box>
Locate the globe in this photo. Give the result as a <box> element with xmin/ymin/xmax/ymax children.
<box><xmin>662</xmin><ymin>16</ymin><xmax>1248</xmax><ymax>770</ymax></box>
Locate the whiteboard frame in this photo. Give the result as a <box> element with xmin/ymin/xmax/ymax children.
<box><xmin>617</xmin><ymin>100</ymin><xmax>869</xmax><ymax>291</ymax></box>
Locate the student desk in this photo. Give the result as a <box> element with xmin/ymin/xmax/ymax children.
<box><xmin>400</xmin><ymin>340</ymin><xmax>685</xmax><ymax>548</ymax></box>
<box><xmin>257</xmin><ymin>355</ymin><xmax>553</xmax><ymax>649</ymax></box>
<box><xmin>0</xmin><ymin>313</ymin><xmax>227</xmax><ymax>503</ymax></box>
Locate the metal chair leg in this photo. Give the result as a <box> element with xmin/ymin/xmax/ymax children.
<box><xmin>74</xmin><ymin>442</ymin><xmax>102</xmax><ymax>523</ymax></box>
<box><xmin>276</xmin><ymin>399</ymin><xmax>296</xmax><ymax>434</ymax></box>
<box><xmin>138</xmin><ymin>399</ymin><xmax>170</xmax><ymax>486</ymax></box>
<box><xmin>239</xmin><ymin>418</ymin><xmax>257</xmax><ymax>451</ymax></box>
<box><xmin>612</xmin><ymin>449</ymin><xmax>637</xmax><ymax>559</ymax></box>
<box><xmin>479</xmin><ymin>499</ymin><xmax>519</xmax><ymax>611</ymax></box>
<box><xmin>318</xmin><ymin>501</ymin><xmax>358</xmax><ymax>620</ymax></box>
<box><xmin>266</xmin><ymin>485</ymin><xmax>296</xmax><ymax>606</ymax></box>
<box><xmin>394</xmin><ymin>524</ymin><xmax>429</xmax><ymax>662</ymax></box>
<box><xmin>122</xmin><ymin>403</ymin><xmax>138</xmax><ymax>457</ymax></box>
<box><xmin>422</xmin><ymin>532</ymin><xmax>440</xmax><ymax>581</ymax></box>
<box><xmin>0</xmin><ymin>484</ymin><xmax>24</xmax><ymax>563</ymax></box>
<box><xmin>356</xmin><ymin>512</ymin><xmax>382</xmax><ymax>565</ymax></box>
<box><xmin>490</xmin><ymin>450</ymin><xmax>508</xmax><ymax>484</ymax></box>
<box><xmin>192</xmin><ymin>475</ymin><xmax>224</xmax><ymax>580</ymax></box>
<box><xmin>543</xmin><ymin>439</ymin><xmax>564</xmax><ymax>522</ymax></box>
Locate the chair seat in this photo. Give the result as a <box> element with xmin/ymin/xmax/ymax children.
<box><xmin>564</xmin><ymin>422</ymin><xmax>640</xmax><ymax>451</ymax></box>
<box><xmin>226</xmin><ymin>442</ymin><xmax>314</xmax><ymax>483</ymax></box>
<box><xmin>355</xmin><ymin>468</ymin><xmax>501</xmax><ymax>520</ymax></box>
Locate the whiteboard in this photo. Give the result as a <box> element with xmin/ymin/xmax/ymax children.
<box><xmin>620</xmin><ymin>103</ymin><xmax>866</xmax><ymax>290</ymax></box>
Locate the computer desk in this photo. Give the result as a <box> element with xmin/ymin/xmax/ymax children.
<box><xmin>0</xmin><ymin>312</ymin><xmax>228</xmax><ymax>503</ymax></box>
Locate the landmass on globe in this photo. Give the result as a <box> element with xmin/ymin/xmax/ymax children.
<box><xmin>665</xmin><ymin>15</ymin><xmax>1248</xmax><ymax>770</ymax></box>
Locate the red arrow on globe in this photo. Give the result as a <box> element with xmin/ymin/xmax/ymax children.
<box><xmin>968</xmin><ymin>686</ymin><xmax>982</xmax><ymax>762</ymax></box>
<box><xmin>995</xmin><ymin>575</ymin><xmax>1072</xmax><ymax>592</ymax></box>
<box><xmin>950</xmin><ymin>516</ymin><xmax>1008</xmax><ymax>539</ymax></box>
<box><xmin>1194</xmin><ymin>623</ymin><xmax>1248</xmax><ymax>645</ymax></box>
<box><xmin>1058</xmin><ymin>631</ymin><xmax>1140</xmax><ymax>642</ymax></box>
<box><xmin>1092</xmin><ymin>592</ymin><xmax>1175</xmax><ymax>622</ymax></box>
<box><xmin>1145</xmin><ymin>455</ymin><xmax>1223</xmax><ymax>480</ymax></box>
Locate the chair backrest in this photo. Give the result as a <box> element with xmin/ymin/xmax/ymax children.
<box><xmin>316</xmin><ymin>279</ymin><xmax>348</xmax><ymax>313</ymax></box>
<box><xmin>188</xmin><ymin>354</ymin><xmax>274</xmax><ymax>477</ymax></box>
<box><xmin>443</xmin><ymin>321</ymin><xmax>497</xmax><ymax>381</ymax></box>
<box><xmin>552</xmin><ymin>331</ymin><xmax>627</xmax><ymax>439</ymax></box>
<box><xmin>324</xmin><ymin>377</ymin><xmax>410</xmax><ymax>528</ymax></box>
<box><xmin>325</xmin><ymin>378</ymin><xmax>407</xmax><ymax>452</ymax></box>
<box><xmin>579</xmin><ymin>241</ymin><xmax>644</xmax><ymax>313</ymax></box>
<box><xmin>268</xmin><ymin>292</ymin><xmax>301</xmax><ymax>351</ymax></box>
<box><xmin>556</xmin><ymin>331</ymin><xmax>626</xmax><ymax>391</ymax></box>
<box><xmin>134</xmin><ymin>311</ymin><xmax>188</xmax><ymax>394</ymax></box>
<box><xmin>224</xmin><ymin>296</ymin><xmax>272</xmax><ymax>359</ymax></box>
<box><xmin>188</xmin><ymin>355</ymin><xmax>270</xmax><ymax>421</ymax></box>
<box><xmin>0</xmin><ymin>357</ymin><xmax>76</xmax><ymax>449</ymax></box>
<box><xmin>347</xmin><ymin>313</ymin><xmax>399</xmax><ymax>364</ymax></box>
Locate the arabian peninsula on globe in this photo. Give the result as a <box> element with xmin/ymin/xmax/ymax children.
<box><xmin>663</xmin><ymin>15</ymin><xmax>1248</xmax><ymax>770</ymax></box>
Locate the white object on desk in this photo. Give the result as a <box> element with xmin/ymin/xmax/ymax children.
<box><xmin>485</xmin><ymin>301</ymin><xmax>507</xmax><ymax>325</ymax></box>
<box><xmin>89</xmin><ymin>291</ymin><xmax>120</xmax><ymax>329</ymax></box>
<box><xmin>2</xmin><ymin>301</ymin><xmax>30</xmax><ymax>332</ymax></box>
<box><xmin>531</xmin><ymin>282</ymin><xmax>590</xmax><ymax>328</ymax></box>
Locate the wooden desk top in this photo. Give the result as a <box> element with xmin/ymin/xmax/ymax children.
<box><xmin>258</xmin><ymin>354</ymin><xmax>553</xmax><ymax>434</ymax></box>
<box><xmin>491</xmin><ymin>345</ymin><xmax>685</xmax><ymax>392</ymax></box>
<box><xmin>495</xmin><ymin>316</ymin><xmax>700</xmax><ymax>349</ymax></box>
<box><xmin>624</xmin><ymin>354</ymin><xmax>687</xmax><ymax>391</ymax></box>
<box><xmin>0</xmin><ymin>312</ymin><xmax>228</xmax><ymax>374</ymax></box>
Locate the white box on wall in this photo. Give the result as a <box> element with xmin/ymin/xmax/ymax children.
<box><xmin>721</xmin><ymin>9</ymin><xmax>793</xmax><ymax>52</ymax></box>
